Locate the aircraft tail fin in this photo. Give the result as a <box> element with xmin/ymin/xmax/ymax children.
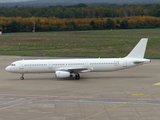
<box><xmin>125</xmin><ymin>38</ymin><xmax>148</xmax><ymax>59</ymax></box>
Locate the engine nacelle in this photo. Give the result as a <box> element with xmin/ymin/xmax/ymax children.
<box><xmin>55</xmin><ymin>71</ymin><xmax>70</xmax><ymax>78</ymax></box>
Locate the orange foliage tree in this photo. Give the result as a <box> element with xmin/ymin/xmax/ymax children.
<box><xmin>0</xmin><ymin>16</ymin><xmax>160</xmax><ymax>32</ymax></box>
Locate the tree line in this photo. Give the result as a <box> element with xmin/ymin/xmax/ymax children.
<box><xmin>0</xmin><ymin>16</ymin><xmax>160</xmax><ymax>32</ymax></box>
<box><xmin>0</xmin><ymin>0</ymin><xmax>158</xmax><ymax>7</ymax></box>
<box><xmin>0</xmin><ymin>4</ymin><xmax>160</xmax><ymax>18</ymax></box>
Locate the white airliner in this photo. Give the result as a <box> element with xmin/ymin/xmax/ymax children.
<box><xmin>6</xmin><ymin>38</ymin><xmax>150</xmax><ymax>80</ymax></box>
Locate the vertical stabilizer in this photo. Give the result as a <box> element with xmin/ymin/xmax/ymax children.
<box><xmin>125</xmin><ymin>38</ymin><xmax>148</xmax><ymax>59</ymax></box>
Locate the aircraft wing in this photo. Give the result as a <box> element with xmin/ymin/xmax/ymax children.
<box><xmin>55</xmin><ymin>67</ymin><xmax>92</xmax><ymax>73</ymax></box>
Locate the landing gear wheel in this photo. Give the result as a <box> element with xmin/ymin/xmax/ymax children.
<box><xmin>75</xmin><ymin>74</ymin><xmax>80</xmax><ymax>80</ymax></box>
<box><xmin>20</xmin><ymin>74</ymin><xmax>24</xmax><ymax>80</ymax></box>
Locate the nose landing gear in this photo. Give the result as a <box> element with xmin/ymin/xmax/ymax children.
<box><xmin>20</xmin><ymin>74</ymin><xmax>24</xmax><ymax>80</ymax></box>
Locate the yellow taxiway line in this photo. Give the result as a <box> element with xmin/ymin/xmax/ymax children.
<box><xmin>153</xmin><ymin>82</ymin><xmax>160</xmax><ymax>85</ymax></box>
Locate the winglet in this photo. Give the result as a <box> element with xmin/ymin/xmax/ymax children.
<box><xmin>125</xmin><ymin>38</ymin><xmax>148</xmax><ymax>59</ymax></box>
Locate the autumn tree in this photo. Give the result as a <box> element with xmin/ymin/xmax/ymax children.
<box><xmin>90</xmin><ymin>20</ymin><xmax>96</xmax><ymax>29</ymax></box>
<box><xmin>106</xmin><ymin>18</ymin><xmax>115</xmax><ymax>28</ymax></box>
<box><xmin>0</xmin><ymin>16</ymin><xmax>160</xmax><ymax>33</ymax></box>
<box><xmin>120</xmin><ymin>19</ymin><xmax>129</xmax><ymax>29</ymax></box>
<box><xmin>10</xmin><ymin>20</ymin><xmax>20</xmax><ymax>32</ymax></box>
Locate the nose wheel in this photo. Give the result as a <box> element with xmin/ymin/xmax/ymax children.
<box><xmin>20</xmin><ymin>74</ymin><xmax>24</xmax><ymax>80</ymax></box>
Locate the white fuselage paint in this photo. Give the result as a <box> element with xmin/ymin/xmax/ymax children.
<box><xmin>5</xmin><ymin>58</ymin><xmax>150</xmax><ymax>74</ymax></box>
<box><xmin>5</xmin><ymin>38</ymin><xmax>151</xmax><ymax>80</ymax></box>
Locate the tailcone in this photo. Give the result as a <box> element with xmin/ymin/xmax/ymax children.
<box><xmin>144</xmin><ymin>59</ymin><xmax>151</xmax><ymax>64</ymax></box>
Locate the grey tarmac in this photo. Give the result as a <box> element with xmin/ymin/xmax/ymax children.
<box><xmin>0</xmin><ymin>56</ymin><xmax>160</xmax><ymax>120</ymax></box>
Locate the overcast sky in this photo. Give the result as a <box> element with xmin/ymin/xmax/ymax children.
<box><xmin>0</xmin><ymin>0</ymin><xmax>31</xmax><ymax>2</ymax></box>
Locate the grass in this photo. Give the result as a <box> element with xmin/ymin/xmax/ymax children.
<box><xmin>0</xmin><ymin>29</ymin><xmax>160</xmax><ymax>58</ymax></box>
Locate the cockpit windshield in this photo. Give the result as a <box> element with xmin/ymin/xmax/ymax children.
<box><xmin>10</xmin><ymin>64</ymin><xmax>16</xmax><ymax>66</ymax></box>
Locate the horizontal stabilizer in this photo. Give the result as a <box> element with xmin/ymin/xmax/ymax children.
<box><xmin>133</xmin><ymin>59</ymin><xmax>151</xmax><ymax>64</ymax></box>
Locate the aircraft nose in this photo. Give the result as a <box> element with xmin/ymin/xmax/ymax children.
<box><xmin>5</xmin><ymin>66</ymin><xmax>11</xmax><ymax>72</ymax></box>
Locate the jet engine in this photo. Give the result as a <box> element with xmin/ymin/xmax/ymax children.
<box><xmin>55</xmin><ymin>71</ymin><xmax>70</xmax><ymax>78</ymax></box>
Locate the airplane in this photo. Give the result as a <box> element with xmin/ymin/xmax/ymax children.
<box><xmin>5</xmin><ymin>38</ymin><xmax>150</xmax><ymax>80</ymax></box>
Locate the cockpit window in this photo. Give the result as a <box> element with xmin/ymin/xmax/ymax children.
<box><xmin>10</xmin><ymin>64</ymin><xmax>16</xmax><ymax>66</ymax></box>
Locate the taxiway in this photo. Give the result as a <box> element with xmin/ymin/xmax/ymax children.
<box><xmin>0</xmin><ymin>56</ymin><xmax>160</xmax><ymax>120</ymax></box>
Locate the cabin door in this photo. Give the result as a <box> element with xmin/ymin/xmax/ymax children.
<box><xmin>123</xmin><ymin>59</ymin><xmax>127</xmax><ymax>67</ymax></box>
<box><xmin>85</xmin><ymin>61</ymin><xmax>88</xmax><ymax>68</ymax></box>
<box><xmin>48</xmin><ymin>61</ymin><xmax>52</xmax><ymax>69</ymax></box>
<box><xmin>19</xmin><ymin>61</ymin><xmax>24</xmax><ymax>69</ymax></box>
<box><xmin>114</xmin><ymin>61</ymin><xmax>119</xmax><ymax>66</ymax></box>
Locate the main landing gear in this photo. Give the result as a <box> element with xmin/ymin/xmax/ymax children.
<box><xmin>20</xmin><ymin>74</ymin><xmax>24</xmax><ymax>80</ymax></box>
<box><xmin>75</xmin><ymin>73</ymin><xmax>80</xmax><ymax>80</ymax></box>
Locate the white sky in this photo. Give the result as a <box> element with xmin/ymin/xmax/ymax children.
<box><xmin>0</xmin><ymin>0</ymin><xmax>32</xmax><ymax>2</ymax></box>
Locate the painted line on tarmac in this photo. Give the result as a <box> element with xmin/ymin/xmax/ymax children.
<box><xmin>153</xmin><ymin>82</ymin><xmax>160</xmax><ymax>85</ymax></box>
<box><xmin>132</xmin><ymin>93</ymin><xmax>145</xmax><ymax>96</ymax></box>
<box><xmin>2</xmin><ymin>98</ymin><xmax>24</xmax><ymax>105</ymax></box>
<box><xmin>0</xmin><ymin>96</ymin><xmax>51</xmax><ymax>111</ymax></box>
<box><xmin>81</xmin><ymin>90</ymin><xmax>160</xmax><ymax>120</ymax></box>
<box><xmin>0</xmin><ymin>94</ymin><xmax>48</xmax><ymax>97</ymax></box>
<box><xmin>1</xmin><ymin>94</ymin><xmax>160</xmax><ymax>102</ymax></box>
